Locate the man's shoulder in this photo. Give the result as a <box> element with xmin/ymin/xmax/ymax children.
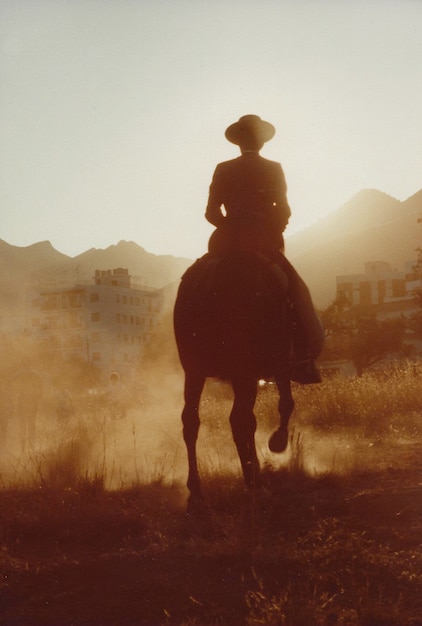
<box><xmin>214</xmin><ymin>154</ymin><xmax>282</xmax><ymax>175</ymax></box>
<box><xmin>213</xmin><ymin>158</ymin><xmax>243</xmax><ymax>178</ymax></box>
<box><xmin>217</xmin><ymin>155</ymin><xmax>280</xmax><ymax>166</ymax></box>
<box><xmin>256</xmin><ymin>155</ymin><xmax>282</xmax><ymax>168</ymax></box>
<box><xmin>215</xmin><ymin>157</ymin><xmax>242</xmax><ymax>169</ymax></box>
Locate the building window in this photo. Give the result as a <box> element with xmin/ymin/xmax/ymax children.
<box><xmin>42</xmin><ymin>296</ymin><xmax>59</xmax><ymax>311</ymax></box>
<box><xmin>91</xmin><ymin>312</ymin><xmax>100</xmax><ymax>322</ymax></box>
<box><xmin>67</xmin><ymin>294</ymin><xmax>81</xmax><ymax>308</ymax></box>
<box><xmin>90</xmin><ymin>293</ymin><xmax>99</xmax><ymax>302</ymax></box>
<box><xmin>47</xmin><ymin>315</ymin><xmax>60</xmax><ymax>329</ymax></box>
<box><xmin>66</xmin><ymin>312</ymin><xmax>82</xmax><ymax>329</ymax></box>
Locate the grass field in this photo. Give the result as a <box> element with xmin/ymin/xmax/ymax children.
<box><xmin>0</xmin><ymin>360</ymin><xmax>421</xmax><ymax>625</ymax></box>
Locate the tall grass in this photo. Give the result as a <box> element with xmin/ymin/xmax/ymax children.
<box><xmin>288</xmin><ymin>359</ymin><xmax>422</xmax><ymax>437</ymax></box>
<box><xmin>1</xmin><ymin>359</ymin><xmax>421</xmax><ymax>492</ymax></box>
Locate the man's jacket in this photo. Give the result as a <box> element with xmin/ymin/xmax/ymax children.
<box><xmin>205</xmin><ymin>152</ymin><xmax>291</xmax><ymax>243</ymax></box>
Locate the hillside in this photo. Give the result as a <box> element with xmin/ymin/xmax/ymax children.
<box><xmin>0</xmin><ymin>239</ymin><xmax>191</xmax><ymax>289</ymax></box>
<box><xmin>68</xmin><ymin>241</ymin><xmax>192</xmax><ymax>290</ymax></box>
<box><xmin>286</xmin><ymin>188</ymin><xmax>422</xmax><ymax>306</ymax></box>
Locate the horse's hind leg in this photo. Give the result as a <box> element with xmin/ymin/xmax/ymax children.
<box><xmin>230</xmin><ymin>377</ymin><xmax>261</xmax><ymax>489</ymax></box>
<box><xmin>182</xmin><ymin>371</ymin><xmax>205</xmax><ymax>504</ymax></box>
<box><xmin>268</xmin><ymin>374</ymin><xmax>295</xmax><ymax>453</ymax></box>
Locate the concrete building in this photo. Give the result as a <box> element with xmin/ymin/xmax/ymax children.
<box><xmin>27</xmin><ymin>268</ymin><xmax>164</xmax><ymax>376</ymax></box>
<box><xmin>336</xmin><ymin>260</ymin><xmax>422</xmax><ymax>320</ymax></box>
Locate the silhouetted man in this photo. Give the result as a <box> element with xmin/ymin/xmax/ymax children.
<box><xmin>205</xmin><ymin>114</ymin><xmax>323</xmax><ymax>383</ymax></box>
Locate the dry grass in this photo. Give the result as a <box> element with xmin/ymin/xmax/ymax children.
<box><xmin>0</xmin><ymin>359</ymin><xmax>422</xmax><ymax>625</ymax></box>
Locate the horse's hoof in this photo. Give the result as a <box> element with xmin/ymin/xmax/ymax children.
<box><xmin>268</xmin><ymin>427</ymin><xmax>289</xmax><ymax>453</ymax></box>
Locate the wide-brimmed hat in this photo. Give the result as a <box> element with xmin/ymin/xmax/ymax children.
<box><xmin>225</xmin><ymin>114</ymin><xmax>275</xmax><ymax>145</ymax></box>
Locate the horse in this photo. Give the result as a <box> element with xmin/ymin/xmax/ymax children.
<box><xmin>174</xmin><ymin>252</ymin><xmax>295</xmax><ymax>506</ymax></box>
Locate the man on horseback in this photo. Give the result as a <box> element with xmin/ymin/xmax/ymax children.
<box><xmin>205</xmin><ymin>114</ymin><xmax>323</xmax><ymax>384</ymax></box>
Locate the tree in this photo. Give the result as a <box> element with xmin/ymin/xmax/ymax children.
<box><xmin>351</xmin><ymin>316</ymin><xmax>406</xmax><ymax>376</ymax></box>
<box><xmin>319</xmin><ymin>297</ymin><xmax>407</xmax><ymax>375</ymax></box>
<box><xmin>319</xmin><ymin>293</ymin><xmax>353</xmax><ymax>337</ymax></box>
<box><xmin>318</xmin><ymin>294</ymin><xmax>354</xmax><ymax>362</ymax></box>
<box><xmin>409</xmin><ymin>217</ymin><xmax>422</xmax><ymax>336</ymax></box>
<box><xmin>413</xmin><ymin>217</ymin><xmax>422</xmax><ymax>271</ymax></box>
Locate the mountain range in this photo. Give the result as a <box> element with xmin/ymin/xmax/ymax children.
<box><xmin>1</xmin><ymin>187</ymin><xmax>421</xmax><ymax>328</ymax></box>
<box><xmin>286</xmin><ymin>188</ymin><xmax>422</xmax><ymax>305</ymax></box>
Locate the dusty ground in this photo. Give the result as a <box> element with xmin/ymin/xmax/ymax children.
<box><xmin>1</xmin><ymin>434</ymin><xmax>422</xmax><ymax>626</ymax></box>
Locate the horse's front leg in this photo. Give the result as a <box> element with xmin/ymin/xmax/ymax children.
<box><xmin>182</xmin><ymin>371</ymin><xmax>205</xmax><ymax>505</ymax></box>
<box><xmin>230</xmin><ymin>376</ymin><xmax>261</xmax><ymax>489</ymax></box>
<box><xmin>268</xmin><ymin>374</ymin><xmax>295</xmax><ymax>453</ymax></box>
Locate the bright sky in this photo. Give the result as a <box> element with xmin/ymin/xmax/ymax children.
<box><xmin>1</xmin><ymin>0</ymin><xmax>421</xmax><ymax>260</ymax></box>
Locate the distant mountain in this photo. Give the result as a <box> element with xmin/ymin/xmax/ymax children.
<box><xmin>59</xmin><ymin>240</ymin><xmax>191</xmax><ymax>290</ymax></box>
<box><xmin>1</xmin><ymin>187</ymin><xmax>421</xmax><ymax>328</ymax></box>
<box><xmin>0</xmin><ymin>239</ymin><xmax>192</xmax><ymax>324</ymax></box>
<box><xmin>0</xmin><ymin>238</ymin><xmax>191</xmax><ymax>287</ymax></box>
<box><xmin>286</xmin><ymin>189</ymin><xmax>401</xmax><ymax>258</ymax></box>
<box><xmin>0</xmin><ymin>239</ymin><xmax>69</xmax><ymax>276</ymax></box>
<box><xmin>0</xmin><ymin>240</ymin><xmax>70</xmax><ymax>316</ymax></box>
<box><xmin>286</xmin><ymin>188</ymin><xmax>422</xmax><ymax>306</ymax></box>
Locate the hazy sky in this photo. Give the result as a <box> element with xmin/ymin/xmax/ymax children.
<box><xmin>1</xmin><ymin>0</ymin><xmax>421</xmax><ymax>259</ymax></box>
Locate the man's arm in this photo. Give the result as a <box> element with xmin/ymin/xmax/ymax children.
<box><xmin>205</xmin><ymin>165</ymin><xmax>226</xmax><ymax>227</ymax></box>
<box><xmin>272</xmin><ymin>163</ymin><xmax>291</xmax><ymax>233</ymax></box>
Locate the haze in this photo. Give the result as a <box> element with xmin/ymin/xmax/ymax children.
<box><xmin>1</xmin><ymin>0</ymin><xmax>421</xmax><ymax>260</ymax></box>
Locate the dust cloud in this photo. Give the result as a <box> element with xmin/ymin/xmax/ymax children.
<box><xmin>0</xmin><ymin>313</ymin><xmax>258</xmax><ymax>492</ymax></box>
<box><xmin>1</xmin><ymin>324</ymin><xmax>408</xmax><ymax>492</ymax></box>
<box><xmin>0</xmin><ymin>324</ymin><xmax>189</xmax><ymax>491</ymax></box>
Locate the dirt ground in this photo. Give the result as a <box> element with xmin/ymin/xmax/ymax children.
<box><xmin>1</xmin><ymin>435</ymin><xmax>422</xmax><ymax>626</ymax></box>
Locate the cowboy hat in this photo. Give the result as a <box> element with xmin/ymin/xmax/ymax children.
<box><xmin>225</xmin><ymin>114</ymin><xmax>276</xmax><ymax>145</ymax></box>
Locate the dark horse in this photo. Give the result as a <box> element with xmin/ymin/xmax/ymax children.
<box><xmin>174</xmin><ymin>252</ymin><xmax>295</xmax><ymax>505</ymax></box>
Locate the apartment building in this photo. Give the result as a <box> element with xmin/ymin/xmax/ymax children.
<box><xmin>27</xmin><ymin>268</ymin><xmax>164</xmax><ymax>376</ymax></box>
<box><xmin>336</xmin><ymin>261</ymin><xmax>422</xmax><ymax>319</ymax></box>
